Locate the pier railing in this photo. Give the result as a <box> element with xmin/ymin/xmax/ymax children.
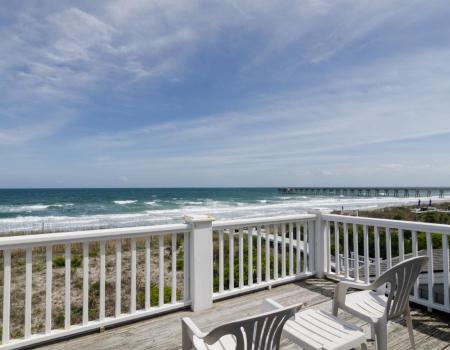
<box><xmin>0</xmin><ymin>212</ymin><xmax>449</xmax><ymax>348</ymax></box>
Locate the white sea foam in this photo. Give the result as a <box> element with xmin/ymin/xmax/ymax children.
<box><xmin>113</xmin><ymin>200</ymin><xmax>137</xmax><ymax>205</ymax></box>
<box><xmin>144</xmin><ymin>201</ymin><xmax>160</xmax><ymax>206</ymax></box>
<box><xmin>1</xmin><ymin>195</ymin><xmax>449</xmax><ymax>235</ymax></box>
<box><xmin>0</xmin><ymin>203</ymin><xmax>74</xmax><ymax>213</ymax></box>
<box><xmin>183</xmin><ymin>201</ymin><xmax>204</xmax><ymax>205</ymax></box>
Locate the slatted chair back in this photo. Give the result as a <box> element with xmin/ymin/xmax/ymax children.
<box><xmin>375</xmin><ymin>256</ymin><xmax>428</xmax><ymax>319</ymax></box>
<box><xmin>203</xmin><ymin>302</ymin><xmax>301</xmax><ymax>350</ymax></box>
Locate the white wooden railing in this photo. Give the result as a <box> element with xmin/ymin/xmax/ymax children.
<box><xmin>212</xmin><ymin>214</ymin><xmax>316</xmax><ymax>300</ymax></box>
<box><xmin>0</xmin><ymin>211</ymin><xmax>449</xmax><ymax>348</ymax></box>
<box><xmin>322</xmin><ymin>214</ymin><xmax>450</xmax><ymax>314</ymax></box>
<box><xmin>0</xmin><ymin>224</ymin><xmax>191</xmax><ymax>349</ymax></box>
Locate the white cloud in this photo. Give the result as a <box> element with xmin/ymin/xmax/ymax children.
<box><xmin>0</xmin><ymin>116</ymin><xmax>71</xmax><ymax>145</ymax></box>
<box><xmin>1</xmin><ymin>0</ymin><xmax>450</xmax><ymax>186</ymax></box>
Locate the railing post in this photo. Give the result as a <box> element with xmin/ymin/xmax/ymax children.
<box><xmin>184</xmin><ymin>215</ymin><xmax>214</xmax><ymax>311</ymax></box>
<box><xmin>307</xmin><ymin>209</ymin><xmax>331</xmax><ymax>278</ymax></box>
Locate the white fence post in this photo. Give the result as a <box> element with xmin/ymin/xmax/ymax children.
<box><xmin>307</xmin><ymin>209</ymin><xmax>331</xmax><ymax>278</ymax></box>
<box><xmin>184</xmin><ymin>215</ymin><xmax>214</xmax><ymax>311</ymax></box>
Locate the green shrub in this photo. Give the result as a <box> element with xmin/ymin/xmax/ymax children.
<box><xmin>137</xmin><ymin>284</ymin><xmax>180</xmax><ymax>306</ymax></box>
<box><xmin>71</xmin><ymin>254</ymin><xmax>82</xmax><ymax>268</ymax></box>
<box><xmin>53</xmin><ymin>255</ymin><xmax>65</xmax><ymax>268</ymax></box>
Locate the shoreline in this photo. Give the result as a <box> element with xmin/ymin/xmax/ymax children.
<box><xmin>1</xmin><ymin>195</ymin><xmax>450</xmax><ymax>236</ymax></box>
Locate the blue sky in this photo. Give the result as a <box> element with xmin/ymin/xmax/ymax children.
<box><xmin>1</xmin><ymin>0</ymin><xmax>450</xmax><ymax>188</ymax></box>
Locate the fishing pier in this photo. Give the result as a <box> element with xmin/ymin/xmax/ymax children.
<box><xmin>278</xmin><ymin>187</ymin><xmax>450</xmax><ymax>198</ymax></box>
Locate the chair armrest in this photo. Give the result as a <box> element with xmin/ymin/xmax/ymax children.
<box><xmin>333</xmin><ymin>280</ymin><xmax>372</xmax><ymax>312</ymax></box>
<box><xmin>260</xmin><ymin>298</ymin><xmax>284</xmax><ymax>313</ymax></box>
<box><xmin>181</xmin><ymin>317</ymin><xmax>207</xmax><ymax>349</ymax></box>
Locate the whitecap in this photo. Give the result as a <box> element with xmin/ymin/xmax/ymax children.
<box><xmin>113</xmin><ymin>200</ymin><xmax>137</xmax><ymax>205</ymax></box>
<box><xmin>145</xmin><ymin>201</ymin><xmax>160</xmax><ymax>206</ymax></box>
<box><xmin>0</xmin><ymin>204</ymin><xmax>72</xmax><ymax>213</ymax></box>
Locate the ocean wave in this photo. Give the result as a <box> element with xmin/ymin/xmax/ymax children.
<box><xmin>1</xmin><ymin>195</ymin><xmax>449</xmax><ymax>235</ymax></box>
<box><xmin>113</xmin><ymin>200</ymin><xmax>137</xmax><ymax>205</ymax></box>
<box><xmin>0</xmin><ymin>203</ymin><xmax>74</xmax><ymax>213</ymax></box>
<box><xmin>144</xmin><ymin>201</ymin><xmax>160</xmax><ymax>206</ymax></box>
<box><xmin>183</xmin><ymin>201</ymin><xmax>204</xmax><ymax>205</ymax></box>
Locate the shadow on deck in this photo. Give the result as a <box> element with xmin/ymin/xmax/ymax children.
<box><xmin>40</xmin><ymin>278</ymin><xmax>450</xmax><ymax>350</ymax></box>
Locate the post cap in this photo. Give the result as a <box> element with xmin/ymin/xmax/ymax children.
<box><xmin>183</xmin><ymin>214</ymin><xmax>215</xmax><ymax>223</ymax></box>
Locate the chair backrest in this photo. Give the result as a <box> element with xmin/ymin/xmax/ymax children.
<box><xmin>374</xmin><ymin>256</ymin><xmax>428</xmax><ymax>319</ymax></box>
<box><xmin>202</xmin><ymin>302</ymin><xmax>301</xmax><ymax>350</ymax></box>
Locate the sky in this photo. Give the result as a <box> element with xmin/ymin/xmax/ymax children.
<box><xmin>1</xmin><ymin>0</ymin><xmax>450</xmax><ymax>188</ymax></box>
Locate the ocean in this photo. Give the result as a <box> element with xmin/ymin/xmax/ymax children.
<box><xmin>0</xmin><ymin>188</ymin><xmax>443</xmax><ymax>234</ymax></box>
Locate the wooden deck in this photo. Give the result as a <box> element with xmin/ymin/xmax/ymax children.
<box><xmin>39</xmin><ymin>278</ymin><xmax>450</xmax><ymax>349</ymax></box>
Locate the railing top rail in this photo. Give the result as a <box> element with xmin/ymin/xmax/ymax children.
<box><xmin>323</xmin><ymin>213</ymin><xmax>450</xmax><ymax>234</ymax></box>
<box><xmin>0</xmin><ymin>223</ymin><xmax>190</xmax><ymax>249</ymax></box>
<box><xmin>213</xmin><ymin>214</ymin><xmax>317</xmax><ymax>229</ymax></box>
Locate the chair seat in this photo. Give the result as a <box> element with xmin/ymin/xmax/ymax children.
<box><xmin>283</xmin><ymin>309</ymin><xmax>366</xmax><ymax>350</ymax></box>
<box><xmin>193</xmin><ymin>334</ymin><xmax>236</xmax><ymax>350</ymax></box>
<box><xmin>343</xmin><ymin>291</ymin><xmax>387</xmax><ymax>322</ymax></box>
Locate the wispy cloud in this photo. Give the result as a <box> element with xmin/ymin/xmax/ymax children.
<box><xmin>1</xmin><ymin>0</ymin><xmax>450</xmax><ymax>186</ymax></box>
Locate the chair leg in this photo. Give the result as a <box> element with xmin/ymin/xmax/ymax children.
<box><xmin>181</xmin><ymin>321</ymin><xmax>193</xmax><ymax>350</ymax></box>
<box><xmin>332</xmin><ymin>303</ymin><xmax>338</xmax><ymax>316</ymax></box>
<box><xmin>370</xmin><ymin>323</ymin><xmax>375</xmax><ymax>340</ymax></box>
<box><xmin>374</xmin><ymin>321</ymin><xmax>388</xmax><ymax>350</ymax></box>
<box><xmin>405</xmin><ymin>305</ymin><xmax>416</xmax><ymax>350</ymax></box>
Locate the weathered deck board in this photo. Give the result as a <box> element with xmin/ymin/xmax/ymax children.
<box><xmin>40</xmin><ymin>278</ymin><xmax>450</xmax><ymax>350</ymax></box>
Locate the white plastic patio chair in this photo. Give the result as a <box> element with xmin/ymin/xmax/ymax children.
<box><xmin>181</xmin><ymin>298</ymin><xmax>302</xmax><ymax>349</ymax></box>
<box><xmin>332</xmin><ymin>256</ymin><xmax>428</xmax><ymax>350</ymax></box>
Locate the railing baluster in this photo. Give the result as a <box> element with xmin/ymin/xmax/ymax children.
<box><xmin>281</xmin><ymin>224</ymin><xmax>286</xmax><ymax>277</ymax></box>
<box><xmin>363</xmin><ymin>225</ymin><xmax>369</xmax><ymax>284</ymax></box>
<box><xmin>344</xmin><ymin>223</ymin><xmax>349</xmax><ymax>279</ymax></box>
<box><xmin>219</xmin><ymin>229</ymin><xmax>225</xmax><ymax>292</ymax></box>
<box><xmin>309</xmin><ymin>220</ymin><xmax>315</xmax><ymax>272</ymax></box>
<box><xmin>82</xmin><ymin>242</ymin><xmax>89</xmax><ymax>325</ymax></box>
<box><xmin>2</xmin><ymin>249</ymin><xmax>11</xmax><ymax>344</ymax></box>
<box><xmin>25</xmin><ymin>248</ymin><xmax>32</xmax><ymax>338</ymax></box>
<box><xmin>115</xmin><ymin>239</ymin><xmax>122</xmax><ymax>317</ymax></box>
<box><xmin>99</xmin><ymin>241</ymin><xmax>105</xmax><ymax>321</ymax></box>
<box><xmin>45</xmin><ymin>245</ymin><xmax>53</xmax><ymax>333</ymax></box>
<box><xmin>239</xmin><ymin>228</ymin><xmax>244</xmax><ymax>288</ymax></box>
<box><xmin>131</xmin><ymin>238</ymin><xmax>137</xmax><ymax>312</ymax></box>
<box><xmin>229</xmin><ymin>229</ymin><xmax>234</xmax><ymax>289</ymax></box>
<box><xmin>353</xmin><ymin>224</ymin><xmax>359</xmax><ymax>281</ymax></box>
<box><xmin>257</xmin><ymin>225</ymin><xmax>262</xmax><ymax>283</ymax></box>
<box><xmin>386</xmin><ymin>227</ymin><xmax>392</xmax><ymax>270</ymax></box>
<box><xmin>374</xmin><ymin>227</ymin><xmax>380</xmax><ymax>278</ymax></box>
<box><xmin>442</xmin><ymin>234</ymin><xmax>449</xmax><ymax>310</ymax></box>
<box><xmin>247</xmin><ymin>226</ymin><xmax>253</xmax><ymax>286</ymax></box>
<box><xmin>426</xmin><ymin>231</ymin><xmax>434</xmax><ymax>307</ymax></box>
<box><xmin>296</xmin><ymin>222</ymin><xmax>301</xmax><ymax>274</ymax></box>
<box><xmin>411</xmin><ymin>231</ymin><xmax>419</xmax><ymax>298</ymax></box>
<box><xmin>183</xmin><ymin>232</ymin><xmax>189</xmax><ymax>301</ymax></box>
<box><xmin>171</xmin><ymin>233</ymin><xmax>177</xmax><ymax>303</ymax></box>
<box><xmin>303</xmin><ymin>223</ymin><xmax>308</xmax><ymax>273</ymax></box>
<box><xmin>159</xmin><ymin>235</ymin><xmax>164</xmax><ymax>306</ymax></box>
<box><xmin>274</xmin><ymin>224</ymin><xmax>279</xmax><ymax>279</ymax></box>
<box><xmin>399</xmin><ymin>229</ymin><xmax>404</xmax><ymax>261</ymax></box>
<box><xmin>65</xmin><ymin>244</ymin><xmax>72</xmax><ymax>328</ymax></box>
<box><xmin>265</xmin><ymin>225</ymin><xmax>271</xmax><ymax>281</ymax></box>
<box><xmin>334</xmin><ymin>221</ymin><xmax>340</xmax><ymax>275</ymax></box>
<box><xmin>289</xmin><ymin>223</ymin><xmax>294</xmax><ymax>276</ymax></box>
<box><xmin>325</xmin><ymin>221</ymin><xmax>331</xmax><ymax>274</ymax></box>
<box><xmin>145</xmin><ymin>237</ymin><xmax>151</xmax><ymax>309</ymax></box>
